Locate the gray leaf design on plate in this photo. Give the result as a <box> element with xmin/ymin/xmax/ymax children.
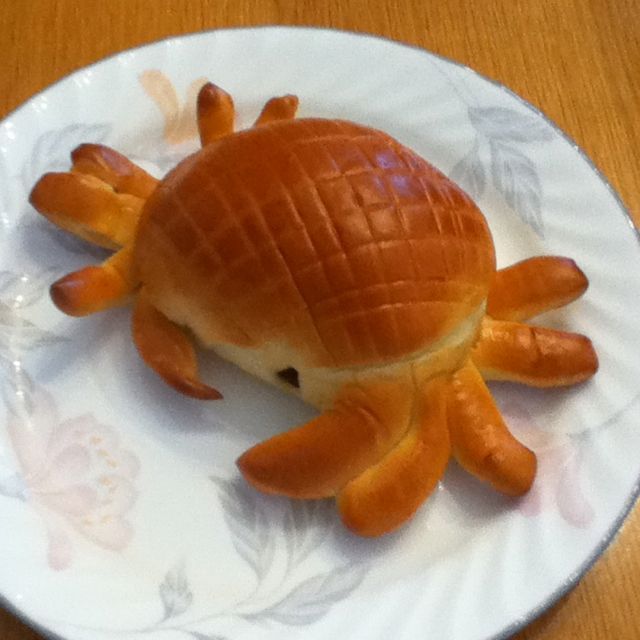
<box><xmin>22</xmin><ymin>123</ymin><xmax>112</xmax><ymax>191</ymax></box>
<box><xmin>284</xmin><ymin>499</ymin><xmax>334</xmax><ymax>569</ymax></box>
<box><xmin>469</xmin><ymin>107</ymin><xmax>554</xmax><ymax>143</ymax></box>
<box><xmin>243</xmin><ymin>563</ymin><xmax>368</xmax><ymax>625</ymax></box>
<box><xmin>449</xmin><ymin>141</ymin><xmax>486</xmax><ymax>201</ymax></box>
<box><xmin>1</xmin><ymin>363</ymin><xmax>35</xmax><ymax>419</ymax></box>
<box><xmin>210</xmin><ymin>476</ymin><xmax>275</xmax><ymax>580</ymax></box>
<box><xmin>0</xmin><ymin>269</ymin><xmax>58</xmax><ymax>309</ymax></box>
<box><xmin>0</xmin><ymin>303</ymin><xmax>67</xmax><ymax>353</ymax></box>
<box><xmin>490</xmin><ymin>140</ymin><xmax>544</xmax><ymax>236</ymax></box>
<box><xmin>159</xmin><ymin>561</ymin><xmax>193</xmax><ymax>619</ymax></box>
<box><xmin>25</xmin><ymin>216</ymin><xmax>112</xmax><ymax>258</ymax></box>
<box><xmin>0</xmin><ymin>472</ymin><xmax>27</xmax><ymax>500</ymax></box>
<box><xmin>188</xmin><ymin>633</ymin><xmax>228</xmax><ymax>640</ymax></box>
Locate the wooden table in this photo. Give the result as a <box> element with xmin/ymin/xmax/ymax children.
<box><xmin>1</xmin><ymin>1</ymin><xmax>638</xmax><ymax>638</ymax></box>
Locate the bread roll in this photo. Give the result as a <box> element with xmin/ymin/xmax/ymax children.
<box><xmin>28</xmin><ymin>84</ymin><xmax>599</xmax><ymax>536</ymax></box>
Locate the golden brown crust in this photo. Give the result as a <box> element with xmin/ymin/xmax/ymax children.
<box><xmin>134</xmin><ymin>118</ymin><xmax>495</xmax><ymax>368</ymax></box>
<box><xmin>132</xmin><ymin>293</ymin><xmax>221</xmax><ymax>400</ymax></box>
<box><xmin>30</xmin><ymin>171</ymin><xmax>144</xmax><ymax>249</ymax></box>
<box><xmin>446</xmin><ymin>360</ymin><xmax>536</xmax><ymax>496</ymax></box>
<box><xmin>71</xmin><ymin>143</ymin><xmax>158</xmax><ymax>199</ymax></box>
<box><xmin>197</xmin><ymin>83</ymin><xmax>235</xmax><ymax>146</ymax></box>
<box><xmin>487</xmin><ymin>256</ymin><xmax>588</xmax><ymax>322</ymax></box>
<box><xmin>51</xmin><ymin>245</ymin><xmax>136</xmax><ymax>316</ymax></box>
<box><xmin>472</xmin><ymin>317</ymin><xmax>599</xmax><ymax>387</ymax></box>
<box><xmin>237</xmin><ymin>379</ymin><xmax>414</xmax><ymax>498</ymax></box>
<box><xmin>253</xmin><ymin>95</ymin><xmax>299</xmax><ymax>126</ymax></box>
<box><xmin>338</xmin><ymin>377</ymin><xmax>450</xmax><ymax>537</ymax></box>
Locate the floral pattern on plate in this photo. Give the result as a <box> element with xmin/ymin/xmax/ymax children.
<box><xmin>0</xmin><ymin>27</ymin><xmax>639</xmax><ymax>640</ymax></box>
<box><xmin>0</xmin><ymin>269</ymin><xmax>139</xmax><ymax>570</ymax></box>
<box><xmin>4</xmin><ymin>375</ymin><xmax>139</xmax><ymax>570</ymax></box>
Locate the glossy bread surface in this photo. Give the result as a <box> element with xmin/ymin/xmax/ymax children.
<box><xmin>134</xmin><ymin>118</ymin><xmax>495</xmax><ymax>367</ymax></box>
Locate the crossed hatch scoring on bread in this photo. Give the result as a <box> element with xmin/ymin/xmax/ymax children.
<box><xmin>29</xmin><ymin>83</ymin><xmax>598</xmax><ymax>537</ymax></box>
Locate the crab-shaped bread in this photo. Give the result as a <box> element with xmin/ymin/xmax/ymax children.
<box><xmin>30</xmin><ymin>83</ymin><xmax>598</xmax><ymax>536</ymax></box>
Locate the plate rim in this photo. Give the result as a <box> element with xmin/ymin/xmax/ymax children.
<box><xmin>1</xmin><ymin>24</ymin><xmax>640</xmax><ymax>640</ymax></box>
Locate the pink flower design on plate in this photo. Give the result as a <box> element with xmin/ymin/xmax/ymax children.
<box><xmin>139</xmin><ymin>70</ymin><xmax>207</xmax><ymax>145</ymax></box>
<box><xmin>5</xmin><ymin>381</ymin><xmax>139</xmax><ymax>570</ymax></box>
<box><xmin>502</xmin><ymin>401</ymin><xmax>595</xmax><ymax>528</ymax></box>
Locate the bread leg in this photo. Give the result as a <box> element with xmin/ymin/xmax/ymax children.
<box><xmin>50</xmin><ymin>245</ymin><xmax>136</xmax><ymax>316</ymax></box>
<box><xmin>253</xmin><ymin>95</ymin><xmax>299</xmax><ymax>126</ymax></box>
<box><xmin>472</xmin><ymin>317</ymin><xmax>598</xmax><ymax>387</ymax></box>
<box><xmin>237</xmin><ymin>379</ymin><xmax>414</xmax><ymax>499</ymax></box>
<box><xmin>446</xmin><ymin>360</ymin><xmax>536</xmax><ymax>496</ymax></box>
<box><xmin>197</xmin><ymin>82</ymin><xmax>235</xmax><ymax>145</ymax></box>
<box><xmin>30</xmin><ymin>171</ymin><xmax>144</xmax><ymax>249</ymax></box>
<box><xmin>132</xmin><ymin>292</ymin><xmax>221</xmax><ymax>400</ymax></box>
<box><xmin>70</xmin><ymin>144</ymin><xmax>158</xmax><ymax>199</ymax></box>
<box><xmin>338</xmin><ymin>377</ymin><xmax>449</xmax><ymax>537</ymax></box>
<box><xmin>487</xmin><ymin>256</ymin><xmax>588</xmax><ymax>321</ymax></box>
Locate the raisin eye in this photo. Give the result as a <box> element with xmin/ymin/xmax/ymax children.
<box><xmin>277</xmin><ymin>367</ymin><xmax>300</xmax><ymax>388</ymax></box>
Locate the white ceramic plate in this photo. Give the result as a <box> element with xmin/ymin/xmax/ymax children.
<box><xmin>1</xmin><ymin>27</ymin><xmax>640</xmax><ymax>640</ymax></box>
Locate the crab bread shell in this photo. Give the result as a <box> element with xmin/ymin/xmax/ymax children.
<box><xmin>133</xmin><ymin>118</ymin><xmax>495</xmax><ymax>404</ymax></box>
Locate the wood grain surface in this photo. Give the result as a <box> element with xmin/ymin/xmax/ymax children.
<box><xmin>0</xmin><ymin>1</ymin><xmax>638</xmax><ymax>639</ymax></box>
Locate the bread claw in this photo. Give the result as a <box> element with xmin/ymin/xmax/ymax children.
<box><xmin>50</xmin><ymin>245</ymin><xmax>136</xmax><ymax>316</ymax></box>
<box><xmin>71</xmin><ymin>143</ymin><xmax>158</xmax><ymax>198</ymax></box>
<box><xmin>253</xmin><ymin>95</ymin><xmax>299</xmax><ymax>126</ymax></box>
<box><xmin>238</xmin><ymin>379</ymin><xmax>413</xmax><ymax>499</ymax></box>
<box><xmin>30</xmin><ymin>82</ymin><xmax>599</xmax><ymax>536</ymax></box>
<box><xmin>472</xmin><ymin>317</ymin><xmax>599</xmax><ymax>387</ymax></box>
<box><xmin>487</xmin><ymin>256</ymin><xmax>588</xmax><ymax>322</ymax></box>
<box><xmin>338</xmin><ymin>377</ymin><xmax>450</xmax><ymax>537</ymax></box>
<box><xmin>446</xmin><ymin>361</ymin><xmax>537</xmax><ymax>496</ymax></box>
<box><xmin>30</xmin><ymin>170</ymin><xmax>144</xmax><ymax>249</ymax></box>
<box><xmin>132</xmin><ymin>293</ymin><xmax>221</xmax><ymax>400</ymax></box>
<box><xmin>197</xmin><ymin>82</ymin><xmax>235</xmax><ymax>145</ymax></box>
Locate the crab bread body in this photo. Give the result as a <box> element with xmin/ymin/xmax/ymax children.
<box><xmin>134</xmin><ymin>118</ymin><xmax>495</xmax><ymax>408</ymax></box>
<box><xmin>30</xmin><ymin>85</ymin><xmax>598</xmax><ymax>537</ymax></box>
